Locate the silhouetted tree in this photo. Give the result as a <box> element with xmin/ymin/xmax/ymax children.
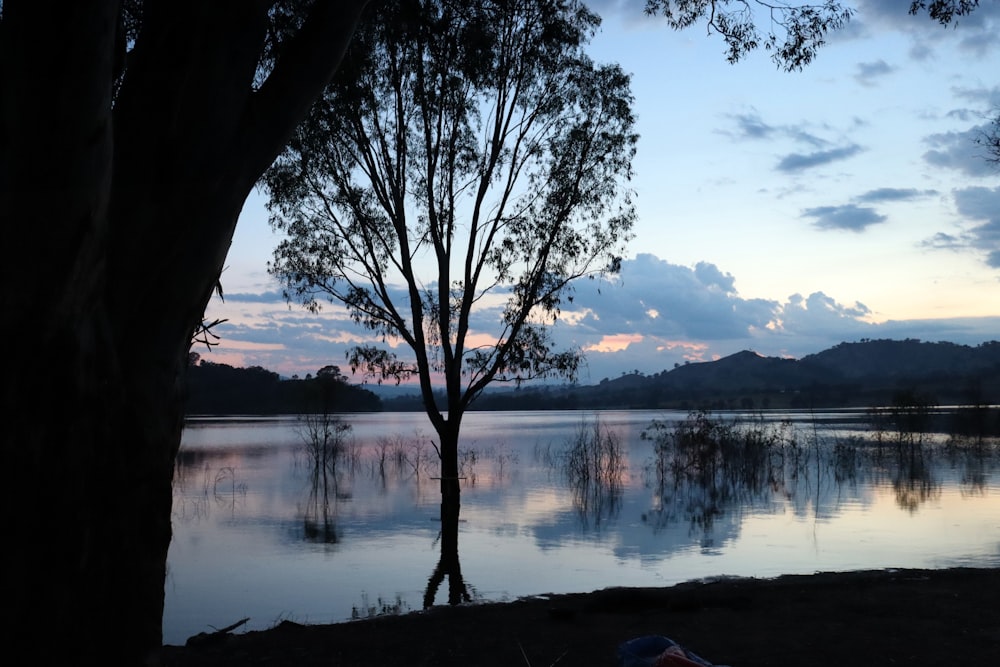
<box><xmin>0</xmin><ymin>2</ymin><xmax>368</xmax><ymax>662</ymax></box>
<box><xmin>266</xmin><ymin>0</ymin><xmax>637</xmax><ymax>510</ymax></box>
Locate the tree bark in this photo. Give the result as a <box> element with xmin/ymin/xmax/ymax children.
<box><xmin>0</xmin><ymin>1</ymin><xmax>366</xmax><ymax>662</ymax></box>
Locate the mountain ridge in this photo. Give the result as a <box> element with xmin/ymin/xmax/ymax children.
<box><xmin>409</xmin><ymin>338</ymin><xmax>1000</xmax><ymax>411</ymax></box>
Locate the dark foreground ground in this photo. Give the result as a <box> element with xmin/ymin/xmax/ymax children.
<box><xmin>158</xmin><ymin>567</ymin><xmax>1000</xmax><ymax>666</ymax></box>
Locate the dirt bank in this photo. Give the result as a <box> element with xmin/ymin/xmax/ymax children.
<box><xmin>157</xmin><ymin>567</ymin><xmax>1000</xmax><ymax>666</ymax></box>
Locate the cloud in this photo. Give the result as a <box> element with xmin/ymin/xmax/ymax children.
<box><xmin>920</xmin><ymin>231</ymin><xmax>963</xmax><ymax>250</ymax></box>
<box><xmin>923</xmin><ymin>123</ymin><xmax>999</xmax><ymax>177</ymax></box>
<box><xmin>776</xmin><ymin>144</ymin><xmax>863</xmax><ymax>172</ymax></box>
<box><xmin>731</xmin><ymin>111</ymin><xmax>776</xmax><ymax>140</ymax></box>
<box><xmin>693</xmin><ymin>261</ymin><xmax>736</xmax><ymax>293</ymax></box>
<box><xmin>854</xmin><ymin>59</ymin><xmax>894</xmax><ymax>86</ymax></box>
<box><xmin>726</xmin><ymin>110</ymin><xmax>828</xmax><ymax>148</ymax></box>
<box><xmin>953</xmin><ymin>186</ymin><xmax>1000</xmax><ymax>267</ymax></box>
<box><xmin>851</xmin><ymin>0</ymin><xmax>1000</xmax><ymax>57</ymax></box>
<box><xmin>801</xmin><ymin>204</ymin><xmax>887</xmax><ymax>232</ymax></box>
<box><xmin>202</xmin><ymin>251</ymin><xmax>1000</xmax><ymax>384</ymax></box>
<box><xmin>854</xmin><ymin>187</ymin><xmax>938</xmax><ymax>203</ymax></box>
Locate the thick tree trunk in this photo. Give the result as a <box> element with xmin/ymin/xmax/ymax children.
<box><xmin>0</xmin><ymin>2</ymin><xmax>366</xmax><ymax>663</ymax></box>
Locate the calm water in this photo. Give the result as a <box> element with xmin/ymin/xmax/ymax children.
<box><xmin>164</xmin><ymin>409</ymin><xmax>1000</xmax><ymax>645</ymax></box>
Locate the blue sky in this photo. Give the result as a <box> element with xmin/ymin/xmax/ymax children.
<box><xmin>201</xmin><ymin>0</ymin><xmax>1000</xmax><ymax>385</ymax></box>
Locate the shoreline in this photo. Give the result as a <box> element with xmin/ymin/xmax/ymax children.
<box><xmin>159</xmin><ymin>566</ymin><xmax>1000</xmax><ymax>666</ymax></box>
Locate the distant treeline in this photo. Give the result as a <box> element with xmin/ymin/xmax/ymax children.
<box><xmin>187</xmin><ymin>339</ymin><xmax>1000</xmax><ymax>416</ymax></box>
<box><xmin>184</xmin><ymin>356</ymin><xmax>380</xmax><ymax>415</ymax></box>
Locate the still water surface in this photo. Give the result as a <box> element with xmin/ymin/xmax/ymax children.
<box><xmin>164</xmin><ymin>409</ymin><xmax>1000</xmax><ymax>645</ymax></box>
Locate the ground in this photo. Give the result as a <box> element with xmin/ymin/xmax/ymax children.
<box><xmin>157</xmin><ymin>567</ymin><xmax>1000</xmax><ymax>666</ymax></box>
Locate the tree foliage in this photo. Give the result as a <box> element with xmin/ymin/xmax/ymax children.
<box><xmin>266</xmin><ymin>0</ymin><xmax>637</xmax><ymax>434</ymax></box>
<box><xmin>644</xmin><ymin>0</ymin><xmax>855</xmax><ymax>70</ymax></box>
<box><xmin>908</xmin><ymin>0</ymin><xmax>981</xmax><ymax>25</ymax></box>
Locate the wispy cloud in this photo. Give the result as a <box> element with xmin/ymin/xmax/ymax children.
<box><xmin>727</xmin><ymin>109</ymin><xmax>828</xmax><ymax>147</ymax></box>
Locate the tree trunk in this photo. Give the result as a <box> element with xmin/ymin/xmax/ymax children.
<box><xmin>437</xmin><ymin>419</ymin><xmax>463</xmax><ymax>506</ymax></box>
<box><xmin>0</xmin><ymin>2</ymin><xmax>366</xmax><ymax>663</ymax></box>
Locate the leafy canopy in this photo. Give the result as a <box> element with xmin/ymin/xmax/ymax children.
<box><xmin>265</xmin><ymin>0</ymin><xmax>637</xmax><ymax>416</ymax></box>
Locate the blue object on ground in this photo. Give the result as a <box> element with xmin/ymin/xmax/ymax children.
<box><xmin>616</xmin><ymin>635</ymin><xmax>717</xmax><ymax>667</ymax></box>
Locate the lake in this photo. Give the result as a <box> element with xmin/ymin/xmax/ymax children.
<box><xmin>164</xmin><ymin>408</ymin><xmax>1000</xmax><ymax>645</ymax></box>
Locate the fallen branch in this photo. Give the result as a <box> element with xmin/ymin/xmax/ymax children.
<box><xmin>185</xmin><ymin>617</ymin><xmax>250</xmax><ymax>647</ymax></box>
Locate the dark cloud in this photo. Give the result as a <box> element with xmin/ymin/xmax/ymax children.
<box><xmin>854</xmin><ymin>59</ymin><xmax>895</xmax><ymax>86</ymax></box>
<box><xmin>923</xmin><ymin>124</ymin><xmax>999</xmax><ymax>177</ymax></box>
<box><xmin>776</xmin><ymin>144</ymin><xmax>863</xmax><ymax>172</ymax></box>
<box><xmin>802</xmin><ymin>204</ymin><xmax>887</xmax><ymax>232</ymax></box>
<box><xmin>854</xmin><ymin>187</ymin><xmax>938</xmax><ymax>203</ymax></box>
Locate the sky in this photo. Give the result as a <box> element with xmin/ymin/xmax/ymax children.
<box><xmin>200</xmin><ymin>0</ymin><xmax>1000</xmax><ymax>388</ymax></box>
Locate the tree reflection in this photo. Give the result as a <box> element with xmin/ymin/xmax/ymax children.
<box><xmin>564</xmin><ymin>420</ymin><xmax>626</xmax><ymax>529</ymax></box>
<box><xmin>884</xmin><ymin>444</ymin><xmax>940</xmax><ymax>513</ymax></box>
<box><xmin>637</xmin><ymin>410</ymin><xmax>1000</xmax><ymax>531</ymax></box>
<box><xmin>423</xmin><ymin>496</ymin><xmax>472</xmax><ymax>608</ymax></box>
<box><xmin>297</xmin><ymin>412</ymin><xmax>354</xmax><ymax>544</ymax></box>
<box><xmin>302</xmin><ymin>463</ymin><xmax>340</xmax><ymax>543</ymax></box>
<box><xmin>642</xmin><ymin>412</ymin><xmax>793</xmax><ymax>535</ymax></box>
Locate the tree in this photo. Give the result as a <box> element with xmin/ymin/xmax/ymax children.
<box><xmin>0</xmin><ymin>2</ymin><xmax>368</xmax><ymax>663</ymax></box>
<box><xmin>265</xmin><ymin>0</ymin><xmax>637</xmax><ymax>511</ymax></box>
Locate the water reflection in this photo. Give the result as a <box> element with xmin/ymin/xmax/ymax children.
<box><xmin>296</xmin><ymin>413</ymin><xmax>355</xmax><ymax>543</ymax></box>
<box><xmin>423</xmin><ymin>498</ymin><xmax>473</xmax><ymax>607</ymax></box>
<box><xmin>545</xmin><ymin>419</ymin><xmax>627</xmax><ymax>530</ymax></box>
<box><xmin>166</xmin><ymin>408</ymin><xmax>1000</xmax><ymax>645</ymax></box>
<box><xmin>635</xmin><ymin>411</ymin><xmax>998</xmax><ymax>532</ymax></box>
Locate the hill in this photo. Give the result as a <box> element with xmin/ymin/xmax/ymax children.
<box><xmin>447</xmin><ymin>339</ymin><xmax>1000</xmax><ymax>411</ymax></box>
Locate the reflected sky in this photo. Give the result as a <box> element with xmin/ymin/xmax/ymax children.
<box><xmin>164</xmin><ymin>410</ymin><xmax>1000</xmax><ymax>645</ymax></box>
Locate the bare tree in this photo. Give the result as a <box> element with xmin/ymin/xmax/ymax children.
<box><xmin>265</xmin><ymin>0</ymin><xmax>637</xmax><ymax>506</ymax></box>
